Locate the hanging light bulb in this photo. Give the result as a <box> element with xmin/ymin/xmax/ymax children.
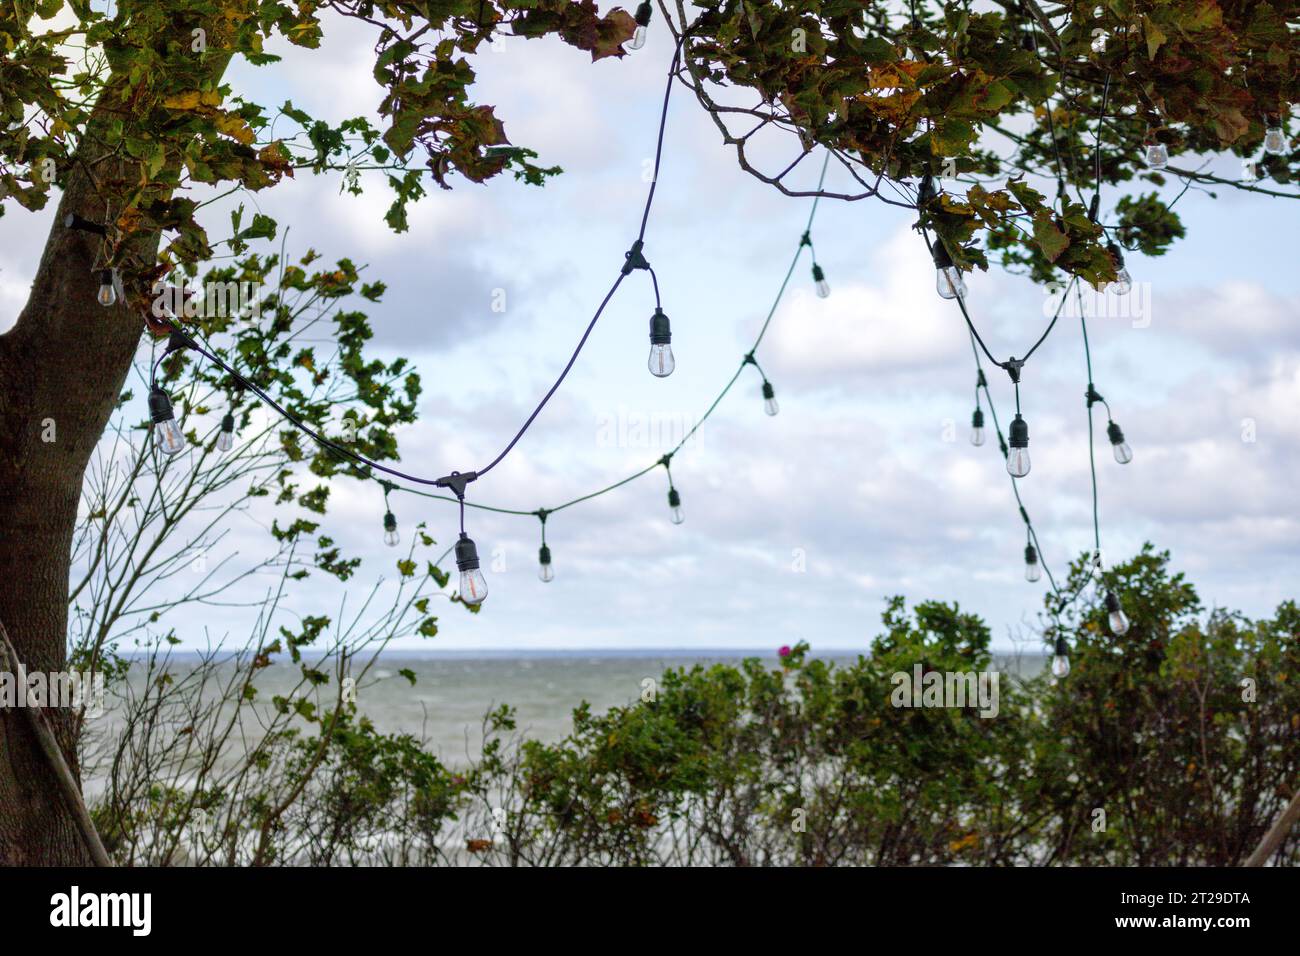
<box><xmin>455</xmin><ymin>533</ymin><xmax>488</xmax><ymax>605</ymax></box>
<box><xmin>970</xmin><ymin>407</ymin><xmax>985</xmax><ymax>446</ymax></box>
<box><xmin>382</xmin><ymin>510</ymin><xmax>400</xmax><ymax>547</ymax></box>
<box><xmin>538</xmin><ymin>544</ymin><xmax>554</xmax><ymax>583</ymax></box>
<box><xmin>1263</xmin><ymin>124</ymin><xmax>1289</xmax><ymax>155</ymax></box>
<box><xmin>1106</xmin><ymin>242</ymin><xmax>1132</xmax><ymax>295</ymax></box>
<box><xmin>1006</xmin><ymin>413</ymin><xmax>1031</xmax><ymax>477</ymax></box>
<box><xmin>1090</xmin><ymin>32</ymin><xmax>1107</xmax><ymax>54</ymax></box>
<box><xmin>629</xmin><ymin>0</ymin><xmax>652</xmax><ymax>50</ymax></box>
<box><xmin>931</xmin><ymin>240</ymin><xmax>967</xmax><ymax>300</ymax></box>
<box><xmin>1024</xmin><ymin>544</ymin><xmax>1042</xmax><ymax>582</ymax></box>
<box><xmin>148</xmin><ymin>387</ymin><xmax>186</xmax><ymax>456</ymax></box>
<box><xmin>1145</xmin><ymin>141</ymin><xmax>1168</xmax><ymax>169</ymax></box>
<box><xmin>647</xmin><ymin>307</ymin><xmax>675</xmax><ymax>378</ymax></box>
<box><xmin>667</xmin><ymin>487</ymin><xmax>684</xmax><ymax>525</ymax></box>
<box><xmin>217</xmin><ymin>412</ymin><xmax>235</xmax><ymax>454</ymax></box>
<box><xmin>1105</xmin><ymin>590</ymin><xmax>1129</xmax><ymax>635</ymax></box>
<box><xmin>811</xmin><ymin>264</ymin><xmax>830</xmax><ymax>299</ymax></box>
<box><xmin>761</xmin><ymin>381</ymin><xmax>779</xmax><ymax>417</ymax></box>
<box><xmin>96</xmin><ymin>269</ymin><xmax>117</xmax><ymax>307</ymax></box>
<box><xmin>1051</xmin><ymin>636</ymin><xmax>1071</xmax><ymax>679</ymax></box>
<box><xmin>1106</xmin><ymin>420</ymin><xmax>1132</xmax><ymax>464</ymax></box>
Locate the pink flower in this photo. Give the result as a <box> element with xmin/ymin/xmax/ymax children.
<box><xmin>778</xmin><ymin>645</ymin><xmax>791</xmax><ymax>658</ymax></box>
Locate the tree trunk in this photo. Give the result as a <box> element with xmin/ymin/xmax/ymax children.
<box><xmin>0</xmin><ymin>26</ymin><xmax>235</xmax><ymax>859</ymax></box>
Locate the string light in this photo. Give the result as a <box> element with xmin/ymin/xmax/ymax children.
<box><xmin>647</xmin><ymin>307</ymin><xmax>675</xmax><ymax>377</ymax></box>
<box><xmin>1145</xmin><ymin>139</ymin><xmax>1169</xmax><ymax>170</ymax></box>
<box><xmin>1263</xmin><ymin>121</ymin><xmax>1288</xmax><ymax>155</ymax></box>
<box><xmin>1105</xmin><ymin>590</ymin><xmax>1129</xmax><ymax>635</ymax></box>
<box><xmin>455</xmin><ymin>533</ymin><xmax>488</xmax><ymax>605</ymax></box>
<box><xmin>1006</xmin><ymin>413</ymin><xmax>1031</xmax><ymax>477</ymax></box>
<box><xmin>148</xmin><ymin>387</ymin><xmax>186</xmax><ymax>456</ymax></box>
<box><xmin>1024</xmin><ymin>544</ymin><xmax>1042</xmax><ymax>582</ymax></box>
<box><xmin>538</xmin><ymin>544</ymin><xmax>554</xmax><ymax>582</ymax></box>
<box><xmin>970</xmin><ymin>407</ymin><xmax>985</xmax><ymax>446</ymax></box>
<box><xmin>1106</xmin><ymin>421</ymin><xmax>1132</xmax><ymax>464</ymax></box>
<box><xmin>811</xmin><ymin>263</ymin><xmax>830</xmax><ymax>299</ymax></box>
<box><xmin>761</xmin><ymin>380</ymin><xmax>779</xmax><ymax>417</ymax></box>
<box><xmin>1105</xmin><ymin>242</ymin><xmax>1132</xmax><ymax>295</ymax></box>
<box><xmin>931</xmin><ymin>239</ymin><xmax>966</xmax><ymax>300</ymax></box>
<box><xmin>667</xmin><ymin>487</ymin><xmax>684</xmax><ymax>524</ymax></box>
<box><xmin>96</xmin><ymin>269</ymin><xmax>117</xmax><ymax>307</ymax></box>
<box><xmin>217</xmin><ymin>411</ymin><xmax>235</xmax><ymax>453</ymax></box>
<box><xmin>383</xmin><ymin>510</ymin><xmax>400</xmax><ymax>547</ymax></box>
<box><xmin>1051</xmin><ymin>636</ymin><xmax>1071</xmax><ymax>678</ymax></box>
<box><xmin>630</xmin><ymin>0</ymin><xmax>652</xmax><ymax>50</ymax></box>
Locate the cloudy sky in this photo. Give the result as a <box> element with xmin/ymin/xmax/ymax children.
<box><xmin>4</xmin><ymin>9</ymin><xmax>1297</xmax><ymax>654</ymax></box>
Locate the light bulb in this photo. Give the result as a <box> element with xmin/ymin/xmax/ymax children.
<box><xmin>217</xmin><ymin>412</ymin><xmax>235</xmax><ymax>454</ymax></box>
<box><xmin>970</xmin><ymin>408</ymin><xmax>985</xmax><ymax>446</ymax></box>
<box><xmin>538</xmin><ymin>544</ymin><xmax>554</xmax><ymax>583</ymax></box>
<box><xmin>148</xmin><ymin>387</ymin><xmax>186</xmax><ymax>456</ymax></box>
<box><xmin>1091</xmin><ymin>33</ymin><xmax>1107</xmax><ymax>54</ymax></box>
<box><xmin>1112</xmin><ymin>268</ymin><xmax>1132</xmax><ymax>295</ymax></box>
<box><xmin>383</xmin><ymin>511</ymin><xmax>400</xmax><ymax>547</ymax></box>
<box><xmin>1006</xmin><ymin>413</ymin><xmax>1030</xmax><ymax>478</ymax></box>
<box><xmin>1105</xmin><ymin>591</ymin><xmax>1129</xmax><ymax>636</ymax></box>
<box><xmin>648</xmin><ymin>307</ymin><xmax>674</xmax><ymax>378</ymax></box>
<box><xmin>762</xmin><ymin>381</ymin><xmax>779</xmax><ymax>417</ymax></box>
<box><xmin>97</xmin><ymin>270</ymin><xmax>117</xmax><ymax>307</ymax></box>
<box><xmin>1051</xmin><ymin>638</ymin><xmax>1071</xmax><ymax>679</ymax></box>
<box><xmin>668</xmin><ymin>487</ymin><xmax>684</xmax><ymax>525</ymax></box>
<box><xmin>1107</xmin><ymin>421</ymin><xmax>1132</xmax><ymax>464</ymax></box>
<box><xmin>1104</xmin><ymin>242</ymin><xmax>1132</xmax><ymax>295</ymax></box>
<box><xmin>455</xmin><ymin>533</ymin><xmax>488</xmax><ymax>605</ymax></box>
<box><xmin>812</xmin><ymin>264</ymin><xmax>830</xmax><ymax>299</ymax></box>
<box><xmin>1263</xmin><ymin>125</ymin><xmax>1288</xmax><ymax>155</ymax></box>
<box><xmin>629</xmin><ymin>1</ymin><xmax>651</xmax><ymax>50</ymax></box>
<box><xmin>1145</xmin><ymin>142</ymin><xmax>1168</xmax><ymax>169</ymax></box>
<box><xmin>1025</xmin><ymin>544</ymin><xmax>1042</xmax><ymax>582</ymax></box>
<box><xmin>931</xmin><ymin>239</ymin><xmax>966</xmax><ymax>299</ymax></box>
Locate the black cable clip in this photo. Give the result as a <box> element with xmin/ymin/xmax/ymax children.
<box><xmin>799</xmin><ymin>231</ymin><xmax>812</xmax><ymax>248</ymax></box>
<box><xmin>164</xmin><ymin>330</ymin><xmax>190</xmax><ymax>355</ymax></box>
<box><xmin>622</xmin><ymin>239</ymin><xmax>650</xmax><ymax>275</ymax></box>
<box><xmin>657</xmin><ymin>452</ymin><xmax>673</xmax><ymax>468</ymax></box>
<box><xmin>1003</xmin><ymin>357</ymin><xmax>1025</xmax><ymax>384</ymax></box>
<box><xmin>1085</xmin><ymin>383</ymin><xmax>1104</xmax><ymax>407</ymax></box>
<box><xmin>435</xmin><ymin>470</ymin><xmax>478</xmax><ymax>499</ymax></box>
<box><xmin>534</xmin><ymin>508</ymin><xmax>549</xmax><ymax>526</ymax></box>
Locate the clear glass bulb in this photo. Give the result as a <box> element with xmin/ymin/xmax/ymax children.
<box><xmin>1112</xmin><ymin>268</ymin><xmax>1132</xmax><ymax>295</ymax></box>
<box><xmin>648</xmin><ymin>343</ymin><xmax>675</xmax><ymax>378</ymax></box>
<box><xmin>1263</xmin><ymin>126</ymin><xmax>1288</xmax><ymax>155</ymax></box>
<box><xmin>97</xmin><ymin>280</ymin><xmax>117</xmax><ymax>307</ymax></box>
<box><xmin>216</xmin><ymin>429</ymin><xmax>234</xmax><ymax>454</ymax></box>
<box><xmin>459</xmin><ymin>568</ymin><xmax>488</xmax><ymax>605</ymax></box>
<box><xmin>1026</xmin><ymin>559</ymin><xmax>1042</xmax><ymax>583</ymax></box>
<box><xmin>970</xmin><ymin>425</ymin><xmax>985</xmax><ymax>447</ymax></box>
<box><xmin>1112</xmin><ymin>440</ymin><xmax>1133</xmax><ymax>465</ymax></box>
<box><xmin>1242</xmin><ymin>160</ymin><xmax>1259</xmax><ymax>184</ymax></box>
<box><xmin>155</xmin><ymin>418</ymin><xmax>186</xmax><ymax>456</ymax></box>
<box><xmin>764</xmin><ymin>396</ymin><xmax>780</xmax><ymax>417</ymax></box>
<box><xmin>629</xmin><ymin>25</ymin><xmax>647</xmax><ymax>49</ymax></box>
<box><xmin>1108</xmin><ymin>608</ymin><xmax>1130</xmax><ymax>636</ymax></box>
<box><xmin>1145</xmin><ymin>142</ymin><xmax>1168</xmax><ymax>169</ymax></box>
<box><xmin>1091</xmin><ymin>34</ymin><xmax>1107</xmax><ymax>54</ymax></box>
<box><xmin>1051</xmin><ymin>654</ymin><xmax>1071</xmax><ymax>679</ymax></box>
<box><xmin>384</xmin><ymin>529</ymin><xmax>400</xmax><ymax>547</ymax></box>
<box><xmin>1007</xmin><ymin>448</ymin><xmax>1031</xmax><ymax>478</ymax></box>
<box><xmin>539</xmin><ymin>562</ymin><xmax>554</xmax><ymax>583</ymax></box>
<box><xmin>670</xmin><ymin>505</ymin><xmax>684</xmax><ymax>525</ymax></box>
<box><xmin>815</xmin><ymin>277</ymin><xmax>831</xmax><ymax>299</ymax></box>
<box><xmin>936</xmin><ymin>266</ymin><xmax>966</xmax><ymax>300</ymax></box>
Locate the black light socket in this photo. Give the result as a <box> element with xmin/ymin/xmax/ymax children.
<box><xmin>649</xmin><ymin>307</ymin><xmax>671</xmax><ymax>345</ymax></box>
<box><xmin>667</xmin><ymin>488</ymin><xmax>681</xmax><ymax>509</ymax></box>
<box><xmin>811</xmin><ymin>264</ymin><xmax>826</xmax><ymax>282</ymax></box>
<box><xmin>1054</xmin><ymin>636</ymin><xmax>1069</xmax><ymax>657</ymax></box>
<box><xmin>634</xmin><ymin>1</ymin><xmax>652</xmax><ymax>26</ymax></box>
<box><xmin>383</xmin><ymin>511</ymin><xmax>397</xmax><ymax>533</ymax></box>
<box><xmin>1106</xmin><ymin>420</ymin><xmax>1125</xmax><ymax>446</ymax></box>
<box><xmin>221</xmin><ymin>412</ymin><xmax>235</xmax><ymax>433</ymax></box>
<box><xmin>931</xmin><ymin>240</ymin><xmax>955</xmax><ymax>269</ymax></box>
<box><xmin>762</xmin><ymin>381</ymin><xmax>775</xmax><ymax>401</ymax></box>
<box><xmin>1105</xmin><ymin>590</ymin><xmax>1122</xmax><ymax>614</ymax></box>
<box><xmin>1025</xmin><ymin>544</ymin><xmax>1038</xmax><ymax>566</ymax></box>
<box><xmin>148</xmin><ymin>387</ymin><xmax>175</xmax><ymax>424</ymax></box>
<box><xmin>1008</xmin><ymin>413</ymin><xmax>1029</xmax><ymax>449</ymax></box>
<box><xmin>538</xmin><ymin>544</ymin><xmax>552</xmax><ymax>566</ymax></box>
<box><xmin>972</xmin><ymin>407</ymin><xmax>985</xmax><ymax>429</ymax></box>
<box><xmin>455</xmin><ymin>533</ymin><xmax>480</xmax><ymax>572</ymax></box>
<box><xmin>1106</xmin><ymin>241</ymin><xmax>1125</xmax><ymax>267</ymax></box>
